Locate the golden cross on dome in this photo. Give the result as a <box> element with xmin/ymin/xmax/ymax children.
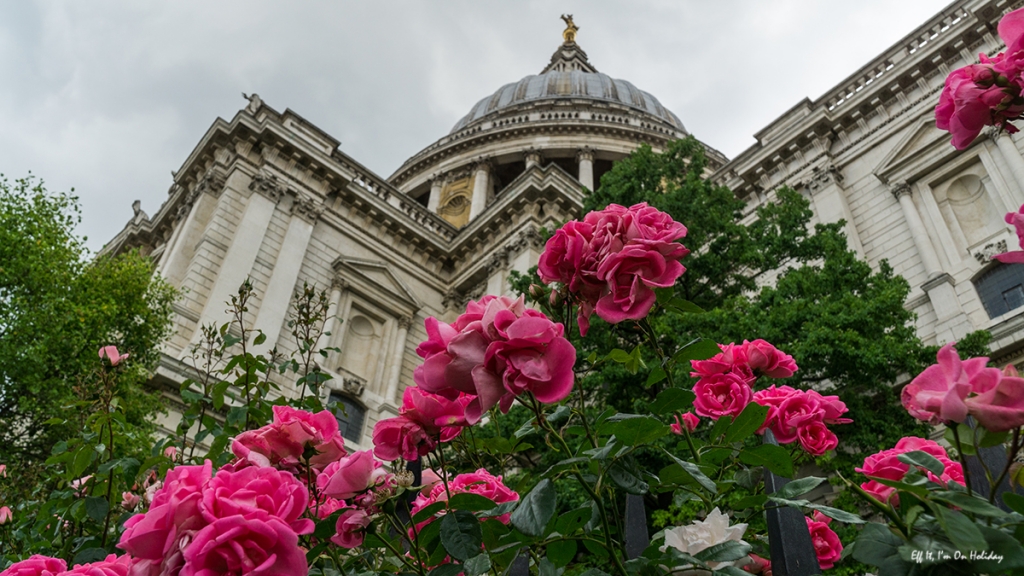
<box><xmin>560</xmin><ymin>14</ymin><xmax>578</xmax><ymax>43</ymax></box>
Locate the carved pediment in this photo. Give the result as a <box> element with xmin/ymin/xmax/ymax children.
<box><xmin>331</xmin><ymin>257</ymin><xmax>421</xmax><ymax>314</ymax></box>
<box><xmin>874</xmin><ymin>116</ymin><xmax>963</xmax><ymax>184</ymax></box>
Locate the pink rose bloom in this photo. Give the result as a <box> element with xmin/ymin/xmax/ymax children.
<box><xmin>901</xmin><ymin>343</ymin><xmax>998</xmax><ymax>425</ymax></box>
<box><xmin>371</xmin><ymin>415</ymin><xmax>440</xmax><ymax>462</ymax></box>
<box><xmin>163</xmin><ymin>446</ymin><xmax>178</xmax><ymax>460</ymax></box>
<box><xmin>231</xmin><ymin>406</ymin><xmax>346</xmax><ymax>472</ymax></box>
<box><xmin>98</xmin><ymin>346</ymin><xmax>129</xmax><ymax>366</ymax></box>
<box><xmin>691</xmin><ymin>343</ymin><xmax>749</xmax><ymax>378</ymax></box>
<box><xmin>311</xmin><ymin>496</ymin><xmax>345</xmax><ymax>520</ymax></box>
<box><xmin>200</xmin><ymin>466</ymin><xmax>313</xmax><ymax>535</ymax></box>
<box><xmin>936</xmin><ymin>62</ymin><xmax>1019</xmax><ymax>149</ymax></box>
<box><xmin>692</xmin><ymin>373</ymin><xmax>753</xmax><ymax>420</ymax></box>
<box><xmin>470</xmin><ymin>316</ymin><xmax>576</xmax><ymax>423</ymax></box>
<box><xmin>857</xmin><ymin>437</ymin><xmax>964</xmax><ymax>505</ymax></box>
<box><xmin>0</xmin><ymin>464</ymin><xmax>7</xmax><ymax>477</ymax></box>
<box><xmin>796</xmin><ymin>421</ymin><xmax>838</xmax><ymax>456</ymax></box>
<box><xmin>317</xmin><ymin>450</ymin><xmax>387</xmax><ymax>501</ymax></box>
<box><xmin>771</xmin><ymin>393</ymin><xmax>823</xmax><ymax>444</ymax></box>
<box><xmin>742</xmin><ymin>340</ymin><xmax>798</xmax><ymax>379</ymax></box>
<box><xmin>399</xmin><ymin>387</ymin><xmax>469</xmax><ymax>435</ymax></box>
<box><xmin>670</xmin><ymin>413</ymin><xmax>699</xmax><ymax>435</ymax></box>
<box><xmin>595</xmin><ymin>245</ymin><xmax>683</xmax><ymax>323</ymax></box>
<box><xmin>181</xmin><ymin>516</ymin><xmax>306</xmax><ymax>576</ymax></box>
<box><xmin>0</xmin><ymin>555</ymin><xmax>66</xmax><ymax>576</ymax></box>
<box><xmin>805</xmin><ymin>515</ymin><xmax>843</xmax><ymax>570</ymax></box>
<box><xmin>412</xmin><ymin>469</ymin><xmax>519</xmax><ymax>527</ymax></box>
<box><xmin>419</xmin><ymin>468</ymin><xmax>444</xmax><ymax>494</ymax></box>
<box><xmin>966</xmin><ymin>367</ymin><xmax>1024</xmax><ymax>432</ymax></box>
<box><xmin>331</xmin><ymin>508</ymin><xmax>372</xmax><ymax>548</ymax></box>
<box><xmin>70</xmin><ymin>475</ymin><xmax>92</xmax><ymax>497</ymax></box>
<box><xmin>804</xmin><ymin>390</ymin><xmax>852</xmax><ymax>425</ymax></box>
<box><xmin>743</xmin><ymin>554</ymin><xmax>772</xmax><ymax>575</ymax></box>
<box><xmin>537</xmin><ymin>220</ymin><xmax>601</xmax><ymax>296</ymax></box>
<box><xmin>120</xmin><ymin>492</ymin><xmax>140</xmax><ymax>511</ymax></box>
<box><xmin>0</xmin><ymin>506</ymin><xmax>11</xmax><ymax>525</ymax></box>
<box><xmin>995</xmin><ymin>204</ymin><xmax>1024</xmax><ymax>263</ymax></box>
<box><xmin>61</xmin><ymin>555</ymin><xmax>130</xmax><ymax>576</ymax></box>
<box><xmin>626</xmin><ymin>203</ymin><xmax>689</xmax><ymax>257</ymax></box>
<box><xmin>118</xmin><ymin>461</ymin><xmax>212</xmax><ymax>561</ymax></box>
<box><xmin>752</xmin><ymin>385</ymin><xmax>800</xmax><ymax>434</ymax></box>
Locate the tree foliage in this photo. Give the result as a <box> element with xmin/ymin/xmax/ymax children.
<box><xmin>515</xmin><ymin>137</ymin><xmax>979</xmax><ymax>476</ymax></box>
<box><xmin>0</xmin><ymin>176</ymin><xmax>176</xmax><ymax>497</ymax></box>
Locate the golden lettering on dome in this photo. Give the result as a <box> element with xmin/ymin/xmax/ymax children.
<box><xmin>437</xmin><ymin>176</ymin><xmax>474</xmax><ymax>228</ymax></box>
<box><xmin>561</xmin><ymin>14</ymin><xmax>578</xmax><ymax>44</ymax></box>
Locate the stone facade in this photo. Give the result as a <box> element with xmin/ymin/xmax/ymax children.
<box><xmin>105</xmin><ymin>1</ymin><xmax>1024</xmax><ymax>447</ymax></box>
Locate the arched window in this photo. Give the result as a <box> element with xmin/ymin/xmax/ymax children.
<box><xmin>329</xmin><ymin>392</ymin><xmax>366</xmax><ymax>443</ymax></box>
<box><xmin>974</xmin><ymin>263</ymin><xmax>1024</xmax><ymax>318</ymax></box>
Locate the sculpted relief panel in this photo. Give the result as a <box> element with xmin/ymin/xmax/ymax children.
<box><xmin>437</xmin><ymin>175</ymin><xmax>473</xmax><ymax>228</ymax></box>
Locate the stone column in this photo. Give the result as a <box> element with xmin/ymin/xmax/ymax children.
<box><xmin>524</xmin><ymin>149</ymin><xmax>542</xmax><ymax>169</ymax></box>
<box><xmin>427</xmin><ymin>176</ymin><xmax>443</xmax><ymax>213</ymax></box>
<box><xmin>807</xmin><ymin>164</ymin><xmax>865</xmax><ymax>258</ymax></box>
<box><xmin>252</xmin><ymin>196</ymin><xmax>321</xmax><ymax>351</ymax></box>
<box><xmin>383</xmin><ymin>315</ymin><xmax>412</xmax><ymax>405</ymax></box>
<box><xmin>469</xmin><ymin>159</ymin><xmax>492</xmax><ymax>221</ymax></box>
<box><xmin>316</xmin><ymin>278</ymin><xmax>345</xmax><ymax>354</ymax></box>
<box><xmin>990</xmin><ymin>130</ymin><xmax>1024</xmax><ymax>207</ymax></box>
<box><xmin>577</xmin><ymin>147</ymin><xmax>595</xmax><ymax>190</ymax></box>
<box><xmin>159</xmin><ymin>181</ymin><xmax>222</xmax><ymax>283</ymax></box>
<box><xmin>190</xmin><ymin>178</ymin><xmax>281</xmax><ymax>344</ymax></box>
<box><xmin>890</xmin><ymin>181</ymin><xmax>943</xmax><ymax>277</ymax></box>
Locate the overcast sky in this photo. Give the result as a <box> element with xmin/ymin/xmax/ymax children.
<box><xmin>0</xmin><ymin>1</ymin><xmax>953</xmax><ymax>252</ymax></box>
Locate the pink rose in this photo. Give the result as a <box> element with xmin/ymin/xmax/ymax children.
<box><xmin>98</xmin><ymin>346</ymin><xmax>129</xmax><ymax>366</ymax></box>
<box><xmin>0</xmin><ymin>464</ymin><xmax>7</xmax><ymax>477</ymax></box>
<box><xmin>670</xmin><ymin>413</ymin><xmax>699</xmax><ymax>435</ymax></box>
<box><xmin>61</xmin><ymin>555</ymin><xmax>130</xmax><ymax>576</ymax></box>
<box><xmin>412</xmin><ymin>469</ymin><xmax>519</xmax><ymax>527</ymax></box>
<box><xmin>231</xmin><ymin>406</ymin><xmax>346</xmax><ymax>472</ymax></box>
<box><xmin>163</xmin><ymin>446</ymin><xmax>177</xmax><ymax>460</ymax></box>
<box><xmin>856</xmin><ymin>437</ymin><xmax>964</xmax><ymax>505</ymax></box>
<box><xmin>311</xmin><ymin>495</ymin><xmax>345</xmax><ymax>520</ymax></box>
<box><xmin>693</xmin><ymin>373</ymin><xmax>753</xmax><ymax>420</ymax></box>
<box><xmin>936</xmin><ymin>62</ymin><xmax>1022</xmax><ymax>149</ymax></box>
<box><xmin>743</xmin><ymin>554</ymin><xmax>772</xmax><ymax>575</ymax></box>
<box><xmin>200</xmin><ymin>466</ymin><xmax>313</xmax><ymax>535</ymax></box>
<box><xmin>804</xmin><ymin>390</ymin><xmax>852</xmax><ymax>425</ymax></box>
<box><xmin>771</xmin><ymin>392</ymin><xmax>823</xmax><ymax>444</ymax></box>
<box><xmin>331</xmin><ymin>508</ymin><xmax>372</xmax><ymax>548</ymax></box>
<box><xmin>796</xmin><ymin>420</ymin><xmax>838</xmax><ymax>456</ymax></box>
<box><xmin>181</xmin><ymin>516</ymin><xmax>306</xmax><ymax>576</ymax></box>
<box><xmin>0</xmin><ymin>506</ymin><xmax>11</xmax><ymax>525</ymax></box>
<box><xmin>965</xmin><ymin>368</ymin><xmax>1024</xmax><ymax>432</ymax></box>
<box><xmin>538</xmin><ymin>220</ymin><xmax>601</xmax><ymax>299</ymax></box>
<box><xmin>595</xmin><ymin>245</ymin><xmax>683</xmax><ymax>323</ymax></box>
<box><xmin>995</xmin><ymin>204</ymin><xmax>1024</xmax><ymax>263</ymax></box>
<box><xmin>0</xmin><ymin>555</ymin><xmax>66</xmax><ymax>576</ymax></box>
<box><xmin>752</xmin><ymin>385</ymin><xmax>800</xmax><ymax>433</ymax></box>
<box><xmin>120</xmin><ymin>492</ymin><xmax>140</xmax><ymax>511</ymax></box>
<box><xmin>901</xmin><ymin>343</ymin><xmax>998</xmax><ymax>425</ymax></box>
<box><xmin>805</xmin><ymin>515</ymin><xmax>842</xmax><ymax>570</ymax></box>
<box><xmin>317</xmin><ymin>450</ymin><xmax>386</xmax><ymax>501</ymax></box>
<box><xmin>399</xmin><ymin>387</ymin><xmax>469</xmax><ymax>435</ymax></box>
<box><xmin>117</xmin><ymin>461</ymin><xmax>212</xmax><ymax>561</ymax></box>
<box><xmin>419</xmin><ymin>468</ymin><xmax>444</xmax><ymax>494</ymax></box>
<box><xmin>371</xmin><ymin>415</ymin><xmax>437</xmax><ymax>462</ymax></box>
<box><xmin>691</xmin><ymin>343</ymin><xmax>750</xmax><ymax>379</ymax></box>
<box><xmin>742</xmin><ymin>339</ymin><xmax>798</xmax><ymax>378</ymax></box>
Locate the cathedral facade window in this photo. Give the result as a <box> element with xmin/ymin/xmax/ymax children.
<box><xmin>329</xmin><ymin>391</ymin><xmax>367</xmax><ymax>443</ymax></box>
<box><xmin>974</xmin><ymin>263</ymin><xmax>1024</xmax><ymax>319</ymax></box>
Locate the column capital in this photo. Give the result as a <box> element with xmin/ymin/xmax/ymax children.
<box><xmin>987</xmin><ymin>126</ymin><xmax>1010</xmax><ymax>143</ymax></box>
<box><xmin>889</xmin><ymin>180</ymin><xmax>912</xmax><ymax>200</ymax></box>
<box><xmin>471</xmin><ymin>157</ymin><xmax>493</xmax><ymax>173</ymax></box>
<box><xmin>249</xmin><ymin>169</ymin><xmax>286</xmax><ymax>203</ymax></box>
<box><xmin>291</xmin><ymin>195</ymin><xmax>324</xmax><ymax>223</ymax></box>
<box><xmin>330</xmin><ymin>276</ymin><xmax>349</xmax><ymax>291</ymax></box>
<box><xmin>397</xmin><ymin>315</ymin><xmax>413</xmax><ymax>330</ymax></box>
<box><xmin>576</xmin><ymin>146</ymin><xmax>595</xmax><ymax>163</ymax></box>
<box><xmin>524</xmin><ymin>148</ymin><xmax>543</xmax><ymax>166</ymax></box>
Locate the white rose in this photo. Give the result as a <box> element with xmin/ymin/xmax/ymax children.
<box><xmin>661</xmin><ymin>507</ymin><xmax>751</xmax><ymax>573</ymax></box>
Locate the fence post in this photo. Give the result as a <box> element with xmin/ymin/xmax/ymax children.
<box><xmin>624</xmin><ymin>493</ymin><xmax>650</xmax><ymax>559</ymax></box>
<box><xmin>763</xmin><ymin>430</ymin><xmax>822</xmax><ymax>576</ymax></box>
<box><xmin>963</xmin><ymin>417</ymin><xmax>1024</xmax><ymax>510</ymax></box>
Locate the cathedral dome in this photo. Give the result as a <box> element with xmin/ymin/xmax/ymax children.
<box><xmin>449</xmin><ymin>70</ymin><xmax>685</xmax><ymax>134</ymax></box>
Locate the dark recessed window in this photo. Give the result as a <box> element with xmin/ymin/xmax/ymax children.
<box><xmin>975</xmin><ymin>263</ymin><xmax>1024</xmax><ymax>318</ymax></box>
<box><xmin>329</xmin><ymin>392</ymin><xmax>366</xmax><ymax>443</ymax></box>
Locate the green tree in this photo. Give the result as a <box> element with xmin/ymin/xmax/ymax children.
<box><xmin>0</xmin><ymin>176</ymin><xmax>176</xmax><ymax>498</ymax></box>
<box><xmin>515</xmin><ymin>137</ymin><xmax>974</xmax><ymax>477</ymax></box>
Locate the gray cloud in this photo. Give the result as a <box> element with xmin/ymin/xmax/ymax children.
<box><xmin>0</xmin><ymin>0</ymin><xmax>950</xmax><ymax>251</ymax></box>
